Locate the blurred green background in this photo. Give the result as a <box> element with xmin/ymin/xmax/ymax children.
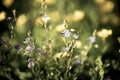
<box><xmin>0</xmin><ymin>0</ymin><xmax>120</xmax><ymax>80</ymax></box>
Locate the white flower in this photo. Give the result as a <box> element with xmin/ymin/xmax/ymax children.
<box><xmin>37</xmin><ymin>48</ymin><xmax>45</xmax><ymax>56</ymax></box>
<box><xmin>72</xmin><ymin>34</ymin><xmax>79</xmax><ymax>39</ymax></box>
<box><xmin>27</xmin><ymin>58</ymin><xmax>35</xmax><ymax>68</ymax></box>
<box><xmin>61</xmin><ymin>29</ymin><xmax>71</xmax><ymax>38</ymax></box>
<box><xmin>88</xmin><ymin>36</ymin><xmax>96</xmax><ymax>43</ymax></box>
<box><xmin>62</xmin><ymin>47</ymin><xmax>70</xmax><ymax>52</ymax></box>
<box><xmin>23</xmin><ymin>37</ymin><xmax>30</xmax><ymax>44</ymax></box>
<box><xmin>24</xmin><ymin>46</ymin><xmax>34</xmax><ymax>55</ymax></box>
<box><xmin>26</xmin><ymin>46</ymin><xmax>34</xmax><ymax>52</ymax></box>
<box><xmin>76</xmin><ymin>59</ymin><xmax>82</xmax><ymax>65</ymax></box>
<box><xmin>41</xmin><ymin>13</ymin><xmax>50</xmax><ymax>23</ymax></box>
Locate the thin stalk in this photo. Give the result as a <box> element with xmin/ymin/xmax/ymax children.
<box><xmin>65</xmin><ymin>40</ymin><xmax>76</xmax><ymax>79</ymax></box>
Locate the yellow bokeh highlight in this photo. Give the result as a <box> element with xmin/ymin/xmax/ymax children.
<box><xmin>16</xmin><ymin>14</ymin><xmax>27</xmax><ymax>33</ymax></box>
<box><xmin>54</xmin><ymin>52</ymin><xmax>69</xmax><ymax>59</ymax></box>
<box><xmin>0</xmin><ymin>11</ymin><xmax>6</xmax><ymax>21</ymax></box>
<box><xmin>94</xmin><ymin>44</ymin><xmax>99</xmax><ymax>48</ymax></box>
<box><xmin>102</xmin><ymin>15</ymin><xmax>110</xmax><ymax>24</ymax></box>
<box><xmin>117</xmin><ymin>37</ymin><xmax>120</xmax><ymax>43</ymax></box>
<box><xmin>97</xmin><ymin>29</ymin><xmax>112</xmax><ymax>40</ymax></box>
<box><xmin>34</xmin><ymin>17</ymin><xmax>43</xmax><ymax>26</ymax></box>
<box><xmin>2</xmin><ymin>0</ymin><xmax>14</xmax><ymax>8</ymax></box>
<box><xmin>111</xmin><ymin>15</ymin><xmax>120</xmax><ymax>26</ymax></box>
<box><xmin>65</xmin><ymin>14</ymin><xmax>73</xmax><ymax>22</ymax></box>
<box><xmin>34</xmin><ymin>0</ymin><xmax>41</xmax><ymax>5</ymax></box>
<box><xmin>49</xmin><ymin>11</ymin><xmax>60</xmax><ymax>22</ymax></box>
<box><xmin>73</xmin><ymin>10</ymin><xmax>85</xmax><ymax>22</ymax></box>
<box><xmin>74</xmin><ymin>40</ymin><xmax>82</xmax><ymax>48</ymax></box>
<box><xmin>56</xmin><ymin>24</ymin><xmax>66</xmax><ymax>32</ymax></box>
<box><xmin>46</xmin><ymin>0</ymin><xmax>56</xmax><ymax>5</ymax></box>
<box><xmin>17</xmin><ymin>14</ymin><xmax>27</xmax><ymax>26</ymax></box>
<box><xmin>95</xmin><ymin>0</ymin><xmax>105</xmax><ymax>4</ymax></box>
<box><xmin>100</xmin><ymin>1</ymin><xmax>114</xmax><ymax>13</ymax></box>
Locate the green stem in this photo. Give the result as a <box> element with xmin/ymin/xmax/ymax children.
<box><xmin>32</xmin><ymin>67</ymin><xmax>38</xmax><ymax>80</ymax></box>
<box><xmin>65</xmin><ymin>40</ymin><xmax>76</xmax><ymax>79</ymax></box>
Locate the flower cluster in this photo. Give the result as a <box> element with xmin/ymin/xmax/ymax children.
<box><xmin>23</xmin><ymin>33</ymin><xmax>35</xmax><ymax>55</ymax></box>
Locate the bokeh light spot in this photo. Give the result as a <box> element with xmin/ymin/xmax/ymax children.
<box><xmin>17</xmin><ymin>14</ymin><xmax>27</xmax><ymax>26</ymax></box>
<box><xmin>49</xmin><ymin>11</ymin><xmax>60</xmax><ymax>22</ymax></box>
<box><xmin>100</xmin><ymin>1</ymin><xmax>114</xmax><ymax>13</ymax></box>
<box><xmin>2</xmin><ymin>0</ymin><xmax>14</xmax><ymax>8</ymax></box>
<box><xmin>73</xmin><ymin>10</ymin><xmax>85</xmax><ymax>22</ymax></box>
<box><xmin>34</xmin><ymin>17</ymin><xmax>43</xmax><ymax>26</ymax></box>
<box><xmin>0</xmin><ymin>11</ymin><xmax>6</xmax><ymax>21</ymax></box>
<box><xmin>97</xmin><ymin>29</ymin><xmax>112</xmax><ymax>40</ymax></box>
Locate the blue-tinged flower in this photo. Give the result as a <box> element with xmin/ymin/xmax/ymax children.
<box><xmin>61</xmin><ymin>29</ymin><xmax>71</xmax><ymax>38</ymax></box>
<box><xmin>27</xmin><ymin>58</ymin><xmax>35</xmax><ymax>68</ymax></box>
<box><xmin>14</xmin><ymin>44</ymin><xmax>21</xmax><ymax>51</ymax></box>
<box><xmin>62</xmin><ymin>47</ymin><xmax>70</xmax><ymax>52</ymax></box>
<box><xmin>6</xmin><ymin>17</ymin><xmax>14</xmax><ymax>24</ymax></box>
<box><xmin>88</xmin><ymin>36</ymin><xmax>96</xmax><ymax>43</ymax></box>
<box><xmin>76</xmin><ymin>59</ymin><xmax>82</xmax><ymax>65</ymax></box>
<box><xmin>24</xmin><ymin>46</ymin><xmax>34</xmax><ymax>55</ymax></box>
<box><xmin>26</xmin><ymin>46</ymin><xmax>34</xmax><ymax>51</ymax></box>
<box><xmin>23</xmin><ymin>37</ymin><xmax>30</xmax><ymax>44</ymax></box>
<box><xmin>72</xmin><ymin>34</ymin><xmax>79</xmax><ymax>39</ymax></box>
<box><xmin>37</xmin><ymin>48</ymin><xmax>45</xmax><ymax>56</ymax></box>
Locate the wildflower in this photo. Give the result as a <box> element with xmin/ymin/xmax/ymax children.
<box><xmin>61</xmin><ymin>29</ymin><xmax>71</xmax><ymax>38</ymax></box>
<box><xmin>6</xmin><ymin>17</ymin><xmax>14</xmax><ymax>24</ymax></box>
<box><xmin>24</xmin><ymin>46</ymin><xmax>34</xmax><ymax>55</ymax></box>
<box><xmin>37</xmin><ymin>48</ymin><xmax>45</xmax><ymax>56</ymax></box>
<box><xmin>14</xmin><ymin>44</ymin><xmax>21</xmax><ymax>51</ymax></box>
<box><xmin>23</xmin><ymin>37</ymin><xmax>30</xmax><ymax>44</ymax></box>
<box><xmin>41</xmin><ymin>13</ymin><xmax>50</xmax><ymax>23</ymax></box>
<box><xmin>88</xmin><ymin>36</ymin><xmax>96</xmax><ymax>43</ymax></box>
<box><xmin>72</xmin><ymin>34</ymin><xmax>79</xmax><ymax>39</ymax></box>
<box><xmin>76</xmin><ymin>59</ymin><xmax>82</xmax><ymax>65</ymax></box>
<box><xmin>62</xmin><ymin>47</ymin><xmax>70</xmax><ymax>52</ymax></box>
<box><xmin>27</xmin><ymin>58</ymin><xmax>35</xmax><ymax>68</ymax></box>
<box><xmin>73</xmin><ymin>10</ymin><xmax>85</xmax><ymax>22</ymax></box>
<box><xmin>26</xmin><ymin>46</ymin><xmax>34</xmax><ymax>52</ymax></box>
<box><xmin>95</xmin><ymin>67</ymin><xmax>100</xmax><ymax>73</ymax></box>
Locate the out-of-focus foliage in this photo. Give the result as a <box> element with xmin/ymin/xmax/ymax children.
<box><xmin>0</xmin><ymin>0</ymin><xmax>120</xmax><ymax>80</ymax></box>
